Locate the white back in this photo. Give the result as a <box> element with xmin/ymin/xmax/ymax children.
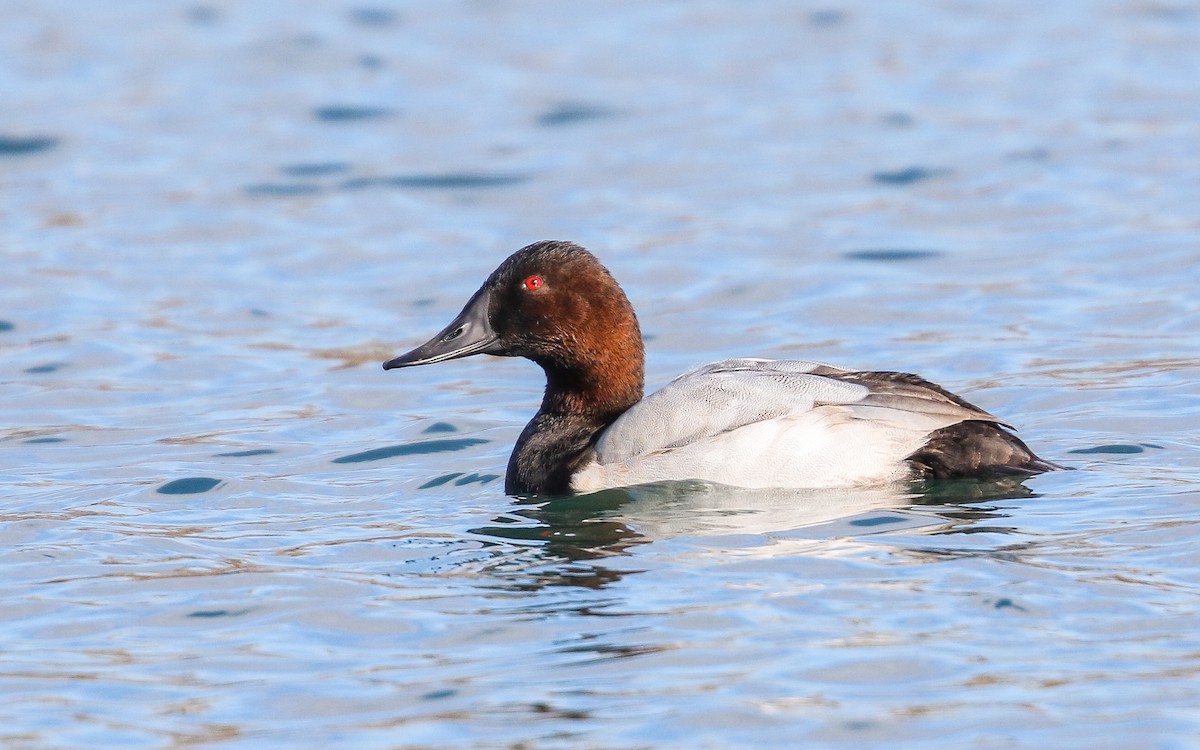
<box><xmin>596</xmin><ymin>359</ymin><xmax>864</xmax><ymax>463</ymax></box>
<box><xmin>575</xmin><ymin>358</ymin><xmax>999</xmax><ymax>491</ymax></box>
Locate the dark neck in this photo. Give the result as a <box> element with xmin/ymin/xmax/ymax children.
<box><xmin>505</xmin><ymin>351</ymin><xmax>644</xmax><ymax>495</ymax></box>
<box><xmin>540</xmin><ymin>357</ymin><xmax>643</xmax><ymax>420</ymax></box>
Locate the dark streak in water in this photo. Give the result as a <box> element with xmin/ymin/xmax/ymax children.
<box><xmin>245</xmin><ymin>183</ymin><xmax>322</xmax><ymax>197</ymax></box>
<box><xmin>333</xmin><ymin>438</ymin><xmax>489</xmax><ymax>464</ymax></box>
<box><xmin>215</xmin><ymin>449</ymin><xmax>278</xmax><ymax>457</ymax></box>
<box><xmin>991</xmin><ymin>597</ymin><xmax>1028</xmax><ymax>611</ymax></box>
<box><xmin>419</xmin><ymin>473</ymin><xmax>464</xmax><ymax>489</ymax></box>
<box><xmin>537</xmin><ymin>103</ymin><xmax>614</xmax><ymax>127</ymax></box>
<box><xmin>25</xmin><ymin>363</ymin><xmax>65</xmax><ymax>374</ymax></box>
<box><xmin>872</xmin><ymin>166</ymin><xmax>949</xmax><ymax>185</ymax></box>
<box><xmin>422</xmin><ymin>422</ymin><xmax>458</xmax><ymax>434</ymax></box>
<box><xmin>25</xmin><ymin>437</ymin><xmax>65</xmax><ymax>444</ymax></box>
<box><xmin>1068</xmin><ymin>444</ymin><xmax>1145</xmax><ymax>455</ymax></box>
<box><xmin>340</xmin><ymin>173</ymin><xmax>529</xmax><ymax>190</ymax></box>
<box><xmin>809</xmin><ymin>9</ymin><xmax>847</xmax><ymax>26</ymax></box>
<box><xmin>314</xmin><ymin>105</ymin><xmax>392</xmax><ymax>122</ymax></box>
<box><xmin>849</xmin><ymin>514</ymin><xmax>908</xmax><ymax>527</ymax></box>
<box><xmin>349</xmin><ymin>8</ymin><xmax>398</xmax><ymax>26</ymax></box>
<box><xmin>454</xmin><ymin>473</ymin><xmax>500</xmax><ymax>486</ymax></box>
<box><xmin>188</xmin><ymin>609</ymin><xmax>250</xmax><ymax>618</ymax></box>
<box><xmin>186</xmin><ymin>6</ymin><xmax>220</xmax><ymax>24</ymax></box>
<box><xmin>0</xmin><ymin>136</ymin><xmax>58</xmax><ymax>156</ymax></box>
<box><xmin>844</xmin><ymin>249</ymin><xmax>942</xmax><ymax>262</ymax></box>
<box><xmin>0</xmin><ymin>320</ymin><xmax>13</xmax><ymax>332</ymax></box>
<box><xmin>880</xmin><ymin>112</ymin><xmax>915</xmax><ymax>127</ymax></box>
<box><xmin>158</xmin><ymin>477</ymin><xmax>222</xmax><ymax>494</ymax></box>
<box><xmin>281</xmin><ymin>162</ymin><xmax>351</xmax><ymax>177</ymax></box>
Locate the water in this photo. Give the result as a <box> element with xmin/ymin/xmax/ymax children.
<box><xmin>3</xmin><ymin>1</ymin><xmax>1199</xmax><ymax>747</ymax></box>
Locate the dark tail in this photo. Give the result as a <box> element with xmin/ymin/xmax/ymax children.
<box><xmin>906</xmin><ymin>420</ymin><xmax>1062</xmax><ymax>480</ymax></box>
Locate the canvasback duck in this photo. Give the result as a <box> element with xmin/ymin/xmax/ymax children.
<box><xmin>383</xmin><ymin>240</ymin><xmax>1060</xmax><ymax>495</ymax></box>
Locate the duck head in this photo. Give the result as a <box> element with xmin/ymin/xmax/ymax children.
<box><xmin>384</xmin><ymin>240</ymin><xmax>644</xmax><ymax>412</ymax></box>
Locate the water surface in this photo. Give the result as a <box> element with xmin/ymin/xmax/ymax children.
<box><xmin>3</xmin><ymin>1</ymin><xmax>1199</xmax><ymax>747</ymax></box>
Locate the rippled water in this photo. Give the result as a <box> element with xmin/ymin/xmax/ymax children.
<box><xmin>4</xmin><ymin>1</ymin><xmax>1200</xmax><ymax>747</ymax></box>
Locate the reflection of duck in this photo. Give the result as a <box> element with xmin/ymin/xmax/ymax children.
<box><xmin>385</xmin><ymin>241</ymin><xmax>1060</xmax><ymax>495</ymax></box>
<box><xmin>471</xmin><ymin>478</ymin><xmax>1039</xmax><ymax>590</ymax></box>
<box><xmin>477</xmin><ymin>482</ymin><xmax>915</xmax><ymax>549</ymax></box>
<box><xmin>590</xmin><ymin>482</ymin><xmax>922</xmax><ymax>539</ymax></box>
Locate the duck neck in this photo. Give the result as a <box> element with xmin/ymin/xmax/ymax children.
<box><xmin>506</xmin><ymin>343</ymin><xmax>644</xmax><ymax>495</ymax></box>
<box><xmin>539</xmin><ymin>355</ymin><xmax>644</xmax><ymax>422</ymax></box>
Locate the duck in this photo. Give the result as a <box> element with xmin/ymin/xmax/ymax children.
<box><xmin>383</xmin><ymin>240</ymin><xmax>1060</xmax><ymax>495</ymax></box>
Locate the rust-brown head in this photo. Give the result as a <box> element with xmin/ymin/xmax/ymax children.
<box><xmin>384</xmin><ymin>240</ymin><xmax>645</xmax><ymax>414</ymax></box>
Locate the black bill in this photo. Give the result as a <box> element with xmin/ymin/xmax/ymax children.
<box><xmin>383</xmin><ymin>288</ymin><xmax>502</xmax><ymax>369</ymax></box>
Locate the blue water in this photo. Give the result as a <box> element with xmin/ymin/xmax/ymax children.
<box><xmin>4</xmin><ymin>1</ymin><xmax>1200</xmax><ymax>747</ymax></box>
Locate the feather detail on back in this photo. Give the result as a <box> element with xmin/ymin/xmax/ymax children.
<box><xmin>592</xmin><ymin>358</ymin><xmax>867</xmax><ymax>464</ymax></box>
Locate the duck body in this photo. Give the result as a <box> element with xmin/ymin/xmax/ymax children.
<box><xmin>571</xmin><ymin>358</ymin><xmax>1057</xmax><ymax>492</ymax></box>
<box><xmin>384</xmin><ymin>241</ymin><xmax>1059</xmax><ymax>495</ymax></box>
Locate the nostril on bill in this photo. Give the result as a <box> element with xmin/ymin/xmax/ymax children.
<box><xmin>444</xmin><ymin>326</ymin><xmax>464</xmax><ymax>342</ymax></box>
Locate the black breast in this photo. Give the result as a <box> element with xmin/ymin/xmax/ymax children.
<box><xmin>505</xmin><ymin>411</ymin><xmax>604</xmax><ymax>495</ymax></box>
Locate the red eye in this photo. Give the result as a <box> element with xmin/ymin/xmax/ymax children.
<box><xmin>523</xmin><ymin>275</ymin><xmax>543</xmax><ymax>290</ymax></box>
